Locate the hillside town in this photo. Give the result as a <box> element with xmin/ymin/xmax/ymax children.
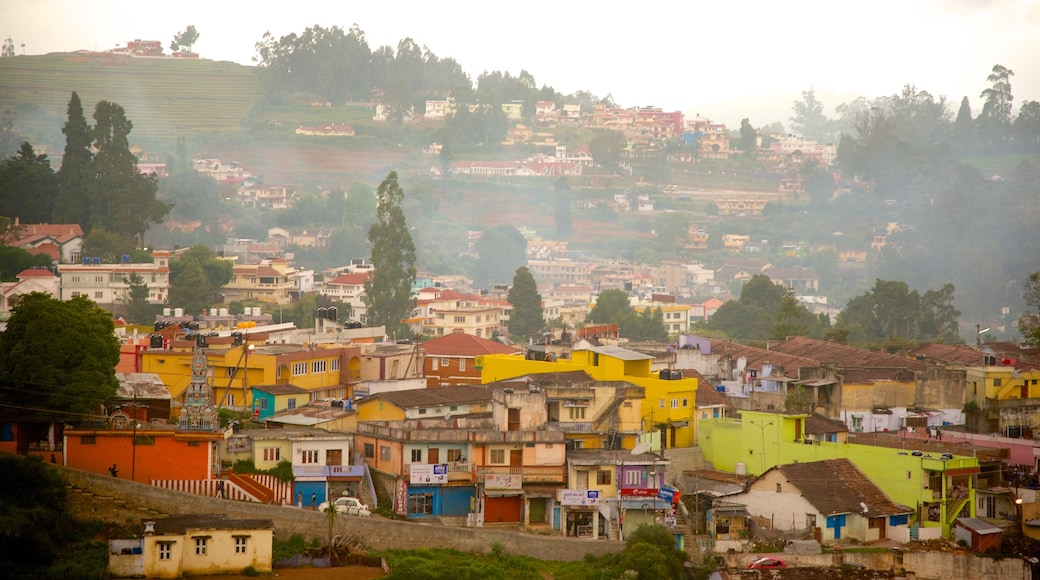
<box><xmin>3</xmin><ymin>19</ymin><xmax>1040</xmax><ymax>578</ymax></box>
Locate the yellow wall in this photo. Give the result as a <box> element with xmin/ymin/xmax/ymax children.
<box><xmin>841</xmin><ymin>380</ymin><xmax>916</xmax><ymax>410</ymax></box>
<box><xmin>356</xmin><ymin>397</ymin><xmax>407</xmax><ymax>423</ymax></box>
<box><xmin>479</xmin><ymin>352</ymin><xmax>699</xmax><ymax>448</ymax></box>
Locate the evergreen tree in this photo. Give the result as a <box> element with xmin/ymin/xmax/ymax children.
<box><xmin>506</xmin><ymin>266</ymin><xmax>543</xmax><ymax>338</ymax></box>
<box><xmin>122</xmin><ymin>272</ymin><xmax>157</xmax><ymax>324</ymax></box>
<box><xmin>168</xmin><ymin>245</ymin><xmax>232</xmax><ymax>316</ymax></box>
<box><xmin>86</xmin><ymin>101</ymin><xmax>170</xmax><ymax>244</ymax></box>
<box><xmin>54</xmin><ymin>92</ymin><xmax>92</xmax><ymax>226</ymax></box>
<box><xmin>0</xmin><ymin>141</ymin><xmax>57</xmax><ymax>223</ymax></box>
<box><xmin>364</xmin><ymin>171</ymin><xmax>416</xmax><ymax>337</ymax></box>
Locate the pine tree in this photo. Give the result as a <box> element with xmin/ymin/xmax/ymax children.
<box><xmin>86</xmin><ymin>101</ymin><xmax>170</xmax><ymax>244</ymax></box>
<box><xmin>507</xmin><ymin>266</ymin><xmax>544</xmax><ymax>338</ymax></box>
<box><xmin>54</xmin><ymin>92</ymin><xmax>92</xmax><ymax>226</ymax></box>
<box><xmin>363</xmin><ymin>171</ymin><xmax>416</xmax><ymax>337</ymax></box>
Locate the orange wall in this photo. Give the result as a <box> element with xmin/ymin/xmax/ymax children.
<box><xmin>64</xmin><ymin>429</ymin><xmax>215</xmax><ymax>482</ymax></box>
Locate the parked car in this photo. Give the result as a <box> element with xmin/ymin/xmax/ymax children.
<box><xmin>748</xmin><ymin>557</ymin><xmax>787</xmax><ymax>569</ymax></box>
<box><xmin>317</xmin><ymin>496</ymin><xmax>371</xmax><ymax>517</ymax></box>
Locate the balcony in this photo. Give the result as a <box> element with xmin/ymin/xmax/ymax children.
<box><xmin>293</xmin><ymin>464</ymin><xmax>366</xmax><ymax>479</ymax></box>
<box><xmin>547</xmin><ymin>421</ymin><xmax>594</xmax><ymax>432</ymax></box>
<box><xmin>476</xmin><ymin>465</ymin><xmax>566</xmax><ymax>484</ymax></box>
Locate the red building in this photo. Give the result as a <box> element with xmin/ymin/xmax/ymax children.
<box><xmin>421</xmin><ymin>333</ymin><xmax>518</xmax><ymax>387</ymax></box>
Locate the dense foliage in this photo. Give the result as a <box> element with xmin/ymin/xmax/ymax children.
<box><xmin>0</xmin><ymin>293</ymin><xmax>119</xmax><ymax>422</ymax></box>
<box><xmin>588</xmin><ymin>289</ymin><xmax>668</xmax><ymax>341</ymax></box>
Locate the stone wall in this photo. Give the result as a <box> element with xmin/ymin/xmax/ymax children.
<box><xmin>723</xmin><ymin>549</ymin><xmax>1030</xmax><ymax>580</ymax></box>
<box><xmin>63</xmin><ymin>467</ymin><xmax>622</xmax><ymax>563</ymax></box>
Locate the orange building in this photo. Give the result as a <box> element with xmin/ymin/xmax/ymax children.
<box><xmin>63</xmin><ymin>423</ymin><xmax>220</xmax><ymax>483</ymax></box>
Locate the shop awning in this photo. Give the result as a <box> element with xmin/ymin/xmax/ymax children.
<box><xmin>485</xmin><ymin>490</ymin><xmax>524</xmax><ymax>498</ymax></box>
<box><xmin>621</xmin><ymin>499</ymin><xmax>672</xmax><ymax>511</ymax></box>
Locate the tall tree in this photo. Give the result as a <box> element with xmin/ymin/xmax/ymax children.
<box><xmin>0</xmin><ymin>142</ymin><xmax>57</xmax><ymax>223</ymax></box>
<box><xmin>364</xmin><ymin>172</ymin><xmax>417</xmax><ymax>337</ymax></box>
<box><xmin>121</xmin><ymin>272</ymin><xmax>157</xmax><ymax>324</ymax></box>
<box><xmin>978</xmin><ymin>64</ymin><xmax>1014</xmax><ymax>148</ymax></box>
<box><xmin>790</xmin><ymin>88</ymin><xmax>831</xmax><ymax>142</ymax></box>
<box><xmin>506</xmin><ymin>266</ymin><xmax>543</xmax><ymax>338</ymax></box>
<box><xmin>0</xmin><ymin>293</ymin><xmax>119</xmax><ymax>422</ymax></box>
<box><xmin>54</xmin><ymin>92</ymin><xmax>92</xmax><ymax>225</ymax></box>
<box><xmin>86</xmin><ymin>100</ymin><xmax>171</xmax><ymax>243</ymax></box>
<box><xmin>738</xmin><ymin>118</ymin><xmax>758</xmax><ymax>158</ymax></box>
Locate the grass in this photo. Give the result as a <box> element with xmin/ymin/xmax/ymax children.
<box><xmin>0</xmin><ymin>52</ymin><xmax>263</xmax><ymax>145</ymax></box>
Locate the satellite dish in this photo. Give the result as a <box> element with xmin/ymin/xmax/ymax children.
<box><xmin>632</xmin><ymin>441</ymin><xmax>651</xmax><ymax>456</ymax></box>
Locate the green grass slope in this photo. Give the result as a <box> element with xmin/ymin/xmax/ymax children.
<box><xmin>0</xmin><ymin>52</ymin><xmax>262</xmax><ymax>145</ymax></box>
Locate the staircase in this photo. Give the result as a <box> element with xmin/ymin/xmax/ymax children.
<box><xmin>228</xmin><ymin>470</ymin><xmax>275</xmax><ymax>503</ymax></box>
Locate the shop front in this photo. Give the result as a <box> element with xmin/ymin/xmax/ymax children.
<box><xmin>560</xmin><ymin>489</ymin><xmax>601</xmax><ymax>539</ymax></box>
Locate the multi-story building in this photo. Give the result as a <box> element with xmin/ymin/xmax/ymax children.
<box><xmin>684</xmin><ymin>116</ymin><xmax>731</xmax><ymax>160</ymax></box>
<box><xmin>527</xmin><ymin>259</ymin><xmax>592</xmax><ymax>287</ymax></box>
<box><xmin>421</xmin><ymin>333</ymin><xmax>519</xmax><ymax>387</ymax></box>
<box><xmin>422</xmin><ymin>289</ymin><xmax>504</xmax><ymax>338</ymax></box>
<box><xmin>223</xmin><ymin>261</ymin><xmax>296</xmax><ymax>305</ymax></box>
<box><xmin>1</xmin><ymin>219</ymin><xmax>84</xmax><ymax>263</ymax></box>
<box><xmin>57</xmin><ymin>251</ymin><xmax>171</xmax><ymax>307</ymax></box>
<box><xmin>319</xmin><ymin>271</ymin><xmax>371</xmax><ymax>323</ymax></box>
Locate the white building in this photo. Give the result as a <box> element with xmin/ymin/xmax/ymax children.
<box><xmin>57</xmin><ymin>251</ymin><xmax>172</xmax><ymax>306</ymax></box>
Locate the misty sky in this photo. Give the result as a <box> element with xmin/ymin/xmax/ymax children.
<box><xmin>7</xmin><ymin>0</ymin><xmax>1040</xmax><ymax>127</ymax></box>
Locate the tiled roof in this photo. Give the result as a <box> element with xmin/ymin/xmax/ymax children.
<box><xmin>768</xmin><ymin>336</ymin><xmax>928</xmax><ymax>372</ymax></box>
<box><xmin>372</xmin><ymin>385</ymin><xmax>497</xmax><ymax>408</ymax></box>
<box><xmin>911</xmin><ymin>343</ymin><xmax>1040</xmax><ymax>370</ymax></box>
<box><xmin>421</xmin><ymin>333</ymin><xmax>518</xmax><ymax>356</ymax></box>
<box><xmin>253</xmin><ymin>383</ymin><xmax>308</xmax><ymax>395</ymax></box>
<box><xmin>803</xmin><ymin>413</ymin><xmax>848</xmax><ymax>434</ymax></box>
<box><xmin>146</xmin><ymin>514</ymin><xmax>274</xmax><ymax>535</ymax></box>
<box><xmin>17</xmin><ymin>268</ymin><xmax>57</xmax><ymax>278</ymax></box>
<box><xmin>707</xmin><ymin>339</ymin><xmax>818</xmax><ymax>378</ymax></box>
<box><xmin>775</xmin><ymin>459</ymin><xmax>911</xmax><ymax>518</ymax></box>
<box><xmin>328</xmin><ymin>272</ymin><xmax>371</xmax><ymax>285</ymax></box>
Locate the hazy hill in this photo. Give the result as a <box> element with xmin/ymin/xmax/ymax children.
<box><xmin>0</xmin><ymin>52</ymin><xmax>261</xmax><ymax>145</ymax></box>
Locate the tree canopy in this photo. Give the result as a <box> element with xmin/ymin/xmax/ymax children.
<box><xmin>0</xmin><ymin>293</ymin><xmax>119</xmax><ymax>422</ymax></box>
<box><xmin>168</xmin><ymin>245</ymin><xmax>233</xmax><ymax>316</ymax></box>
<box><xmin>587</xmin><ymin>289</ymin><xmax>667</xmax><ymax>341</ymax></box>
<box><xmin>364</xmin><ymin>172</ymin><xmax>417</xmax><ymax>337</ymax></box>
<box><xmin>471</xmin><ymin>224</ymin><xmax>527</xmax><ymax>289</ymax></box>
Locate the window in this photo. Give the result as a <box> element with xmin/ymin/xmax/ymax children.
<box><xmin>597</xmin><ymin>470</ymin><xmax>612</xmax><ymax>485</ymax></box>
<box><xmin>490</xmin><ymin>449</ymin><xmax>505</xmax><ymax>464</ymax></box>
<box><xmin>380</xmin><ymin>445</ymin><xmax>391</xmax><ymax>461</ymax></box>
<box><xmin>569</xmin><ymin>407</ymin><xmax>586</xmax><ymax>420</ymax></box>
<box><xmin>682</xmin><ymin>398</ymin><xmax>689</xmax><ymax>407</ymax></box>
<box><xmin>194</xmin><ymin>537</ymin><xmax>208</xmax><ymax>556</ymax></box>
<box><xmin>287</xmin><ymin>398</ymin><xmax>297</xmax><ymax>410</ymax></box>
<box><xmin>312</xmin><ymin>360</ymin><xmax>327</xmax><ymax>373</ymax></box>
<box><xmin>431</xmin><ymin>358</ymin><xmax>439</xmax><ymax>371</ymax></box>
<box><xmin>95</xmin><ymin>276</ymin><xmax>103</xmax><ymax>283</ymax></box>
<box><xmin>446</xmin><ymin>448</ymin><xmax>462</xmax><ymax>462</ymax></box>
<box><xmin>411</xmin><ymin>449</ymin><xmax>422</xmax><ymax>462</ymax></box>
<box><xmin>441</xmin><ymin>357</ymin><xmax>449</xmax><ymax>366</ymax></box>
<box><xmin>408</xmin><ymin>491</ymin><xmax>434</xmax><ymax>515</ymax></box>
<box><xmin>659</xmin><ymin>399</ymin><xmax>665</xmax><ymax>408</ymax></box>
<box><xmin>993</xmin><ymin>378</ymin><xmax>1002</xmax><ymax>386</ymax></box>
<box><xmin>225</xmin><ymin>394</ymin><xmax>235</xmax><ymax>407</ymax></box>
<box><xmin>364</xmin><ymin>443</ymin><xmax>375</xmax><ymax>458</ymax></box>
<box><xmin>235</xmin><ymin>536</ymin><xmax>247</xmax><ymax>554</ymax></box>
<box><xmin>459</xmin><ymin>358</ymin><xmax>466</xmax><ymax>372</ymax></box>
<box><xmin>225</xmin><ymin>367</ymin><xmax>238</xmax><ymax>378</ymax></box>
<box><xmin>671</xmin><ymin>399</ymin><xmax>679</xmax><ymax>409</ymax></box>
<box><xmin>258</xmin><ymin>399</ymin><xmax>268</xmax><ymax>410</ymax></box>
<box><xmin>263</xmin><ymin>447</ymin><xmax>281</xmax><ymax>462</ymax></box>
<box><xmin>302</xmin><ymin>450</ymin><xmax>318</xmax><ymax>464</ymax></box>
<box><xmin>95</xmin><ymin>291</ymin><xmax>104</xmax><ymax>299</ymax></box>
<box><xmin>625</xmin><ymin>469</ymin><xmax>641</xmax><ymax>486</ymax></box>
<box><xmin>331</xmin><ymin>358</ymin><xmax>340</xmax><ymax>371</ymax></box>
<box><xmin>292</xmin><ymin>362</ymin><xmax>308</xmax><ymax>376</ymax></box>
<box><xmin>454</xmin><ymin>316</ymin><xmax>465</xmax><ymax>323</ymax></box>
<box><xmin>71</xmin><ymin>292</ymin><xmax>81</xmax><ymax>297</ymax></box>
<box><xmin>81</xmin><ymin>435</ymin><xmax>96</xmax><ymax>445</ymax></box>
<box><xmin>159</xmin><ymin>542</ymin><xmax>172</xmax><ymax>560</ymax></box>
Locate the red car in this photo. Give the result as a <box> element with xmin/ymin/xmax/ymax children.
<box><xmin>748</xmin><ymin>557</ymin><xmax>787</xmax><ymax>569</ymax></box>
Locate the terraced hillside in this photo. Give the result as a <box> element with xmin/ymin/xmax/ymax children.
<box><xmin>0</xmin><ymin>52</ymin><xmax>262</xmax><ymax>144</ymax></box>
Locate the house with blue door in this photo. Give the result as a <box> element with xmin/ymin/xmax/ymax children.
<box><xmin>721</xmin><ymin>458</ymin><xmax>912</xmax><ymax>544</ymax></box>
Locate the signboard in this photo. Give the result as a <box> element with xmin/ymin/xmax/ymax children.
<box><xmin>657</xmin><ymin>488</ymin><xmax>675</xmax><ymax>503</ymax></box>
<box><xmin>394</xmin><ymin>478</ymin><xmax>407</xmax><ymax>516</ymax></box>
<box><xmin>484</xmin><ymin>473</ymin><xmax>523</xmax><ymax>490</ymax></box>
<box><xmin>560</xmin><ymin>489</ymin><xmax>600</xmax><ymax>506</ymax></box>
<box><xmin>409</xmin><ymin>463</ymin><xmax>448</xmax><ymax>485</ymax></box>
<box><xmin>621</xmin><ymin>487</ymin><xmax>659</xmax><ymax>497</ymax></box>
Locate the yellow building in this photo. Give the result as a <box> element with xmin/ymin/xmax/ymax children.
<box><xmin>139</xmin><ymin>340</ymin><xmax>362</xmax><ymax>411</ymax></box>
<box><xmin>478</xmin><ymin>345</ymin><xmax>698</xmax><ymax>448</ymax></box>
<box><xmin>108</xmin><ymin>514</ymin><xmax>273</xmax><ymax>579</ymax></box>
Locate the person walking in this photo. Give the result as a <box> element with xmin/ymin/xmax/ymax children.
<box><xmin>109</xmin><ymin>464</ymin><xmax>119</xmax><ymax>477</ymax></box>
<box><xmin>216</xmin><ymin>480</ymin><xmax>225</xmax><ymax>498</ymax></box>
<box><xmin>311</xmin><ymin>493</ymin><xmax>317</xmax><ymax>510</ymax></box>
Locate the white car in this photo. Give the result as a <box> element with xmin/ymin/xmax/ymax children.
<box><xmin>318</xmin><ymin>496</ymin><xmax>371</xmax><ymax>517</ymax></box>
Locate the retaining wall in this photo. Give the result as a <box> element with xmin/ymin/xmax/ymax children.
<box><xmin>63</xmin><ymin>467</ymin><xmax>623</xmax><ymax>563</ymax></box>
